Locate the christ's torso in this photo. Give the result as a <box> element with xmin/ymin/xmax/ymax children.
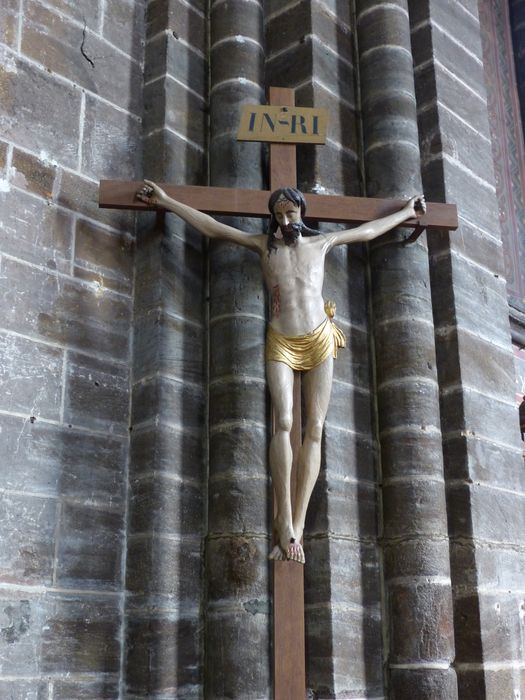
<box><xmin>260</xmin><ymin>236</ymin><xmax>328</xmax><ymax>336</ymax></box>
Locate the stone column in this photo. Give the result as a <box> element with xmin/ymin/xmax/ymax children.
<box><xmin>127</xmin><ymin>1</ymin><xmax>208</xmax><ymax>696</ymax></box>
<box><xmin>205</xmin><ymin>1</ymin><xmax>270</xmax><ymax>697</ymax></box>
<box><xmin>411</xmin><ymin>0</ymin><xmax>525</xmax><ymax>696</ymax></box>
<box><xmin>265</xmin><ymin>1</ymin><xmax>384</xmax><ymax>695</ymax></box>
<box><xmin>356</xmin><ymin>1</ymin><xmax>458</xmax><ymax>697</ymax></box>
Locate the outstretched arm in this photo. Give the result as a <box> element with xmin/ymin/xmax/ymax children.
<box><xmin>325</xmin><ymin>196</ymin><xmax>426</xmax><ymax>249</ymax></box>
<box><xmin>136</xmin><ymin>181</ymin><xmax>265</xmax><ymax>253</ymax></box>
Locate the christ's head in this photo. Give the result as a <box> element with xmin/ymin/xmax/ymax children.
<box><xmin>267</xmin><ymin>187</ymin><xmax>319</xmax><ymax>252</ymax></box>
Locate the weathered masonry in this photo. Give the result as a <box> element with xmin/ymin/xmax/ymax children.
<box><xmin>0</xmin><ymin>1</ymin><xmax>524</xmax><ymax>698</ymax></box>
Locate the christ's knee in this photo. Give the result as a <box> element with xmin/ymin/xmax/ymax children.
<box><xmin>305</xmin><ymin>419</ymin><xmax>324</xmax><ymax>443</ymax></box>
<box><xmin>275</xmin><ymin>412</ymin><xmax>293</xmax><ymax>434</ymax></box>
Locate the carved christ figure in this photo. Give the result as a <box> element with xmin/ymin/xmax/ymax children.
<box><xmin>137</xmin><ymin>181</ymin><xmax>426</xmax><ymax>564</ymax></box>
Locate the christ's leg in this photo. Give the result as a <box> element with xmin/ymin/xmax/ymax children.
<box><xmin>266</xmin><ymin>360</ymin><xmax>295</xmax><ymax>560</ymax></box>
<box><xmin>291</xmin><ymin>356</ymin><xmax>334</xmax><ymax>562</ymax></box>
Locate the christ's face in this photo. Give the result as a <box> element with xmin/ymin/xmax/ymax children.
<box><xmin>273</xmin><ymin>200</ymin><xmax>302</xmax><ymax>245</ymax></box>
<box><xmin>273</xmin><ymin>199</ymin><xmax>301</xmax><ymax>229</ymax></box>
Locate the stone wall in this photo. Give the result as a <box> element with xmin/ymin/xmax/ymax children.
<box><xmin>0</xmin><ymin>0</ymin><xmax>144</xmax><ymax>698</ymax></box>
<box><xmin>1</xmin><ymin>0</ymin><xmax>525</xmax><ymax>698</ymax></box>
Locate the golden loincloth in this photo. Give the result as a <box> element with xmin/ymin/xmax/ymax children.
<box><xmin>266</xmin><ymin>302</ymin><xmax>346</xmax><ymax>371</ymax></box>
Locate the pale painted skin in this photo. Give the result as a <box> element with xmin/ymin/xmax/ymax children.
<box><xmin>137</xmin><ymin>180</ymin><xmax>426</xmax><ymax>563</ymax></box>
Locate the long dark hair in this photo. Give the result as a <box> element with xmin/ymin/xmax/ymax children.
<box><xmin>267</xmin><ymin>187</ymin><xmax>321</xmax><ymax>252</ymax></box>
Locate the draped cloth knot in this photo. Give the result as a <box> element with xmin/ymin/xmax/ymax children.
<box><xmin>266</xmin><ymin>301</ymin><xmax>346</xmax><ymax>371</ymax></box>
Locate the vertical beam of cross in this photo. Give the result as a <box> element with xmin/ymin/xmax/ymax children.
<box><xmin>268</xmin><ymin>86</ymin><xmax>306</xmax><ymax>700</ymax></box>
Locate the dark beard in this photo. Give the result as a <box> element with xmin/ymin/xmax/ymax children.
<box><xmin>280</xmin><ymin>223</ymin><xmax>302</xmax><ymax>246</ymax></box>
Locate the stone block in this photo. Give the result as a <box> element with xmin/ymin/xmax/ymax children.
<box><xmin>432</xmin><ymin>63</ymin><xmax>491</xmax><ymax>140</ymax></box>
<box><xmin>41</xmin><ymin>593</ymin><xmax>120</xmax><ymax>673</ymax></box>
<box><xmin>0</xmin><ymin>680</ymin><xmax>48</xmax><ymax>700</ymax></box>
<box><xmin>0</xmin><ymin>52</ymin><xmax>81</xmax><ymax>169</ymax></box>
<box><xmin>0</xmin><ymin>0</ymin><xmax>20</xmax><ymax>49</ymax></box>
<box><xmin>306</xmin><ymin>604</ymin><xmax>383</xmax><ymax>697</ymax></box>
<box><xmin>298</xmin><ymin>138</ymin><xmax>361</xmax><ymax>198</ymax></box>
<box><xmin>305</xmin><ymin>538</ymin><xmax>381</xmax><ymax>608</ymax></box>
<box><xmin>131</xmin><ymin>374</ymin><xmax>204</xmax><ymax>430</ymax></box>
<box><xmin>370</xmin><ymin>244</ymin><xmax>433</xmax><ymax>322</ymax></box>
<box><xmin>0</xmin><ymin>493</ymin><xmax>57</xmax><ymax>585</ymax></box>
<box><xmin>374</xmin><ymin>317</ymin><xmax>437</xmax><ymax>387</ymax></box>
<box><xmin>437</xmin><ymin>328</ymin><xmax>516</xmax><ymax>401</ymax></box>
<box><xmin>209</xmin><ymin>135</ymin><xmax>264</xmax><ymax>189</ymax></box>
<box><xmin>209</xmin><ymin>244</ymin><xmax>265</xmax><ymax>319</ymax></box>
<box><xmin>441</xmin><ymin>388</ymin><xmax>520</xmax><ymax>446</ymax></box>
<box><xmin>81</xmin><ymin>94</ymin><xmax>142</xmax><ymax>181</ymax></box>
<box><xmin>145</xmin><ymin>32</ymin><xmax>206</xmax><ymax>97</ymax></box>
<box><xmin>0</xmin><ymin>140</ymin><xmax>7</xmax><ymax>172</ymax></box>
<box><xmin>54</xmin><ymin>502</ymin><xmax>124</xmax><ymax>590</ymax></box>
<box><xmin>205</xmin><ymin>609</ymin><xmax>270</xmax><ymax>699</ymax></box>
<box><xmin>389</xmin><ymin>668</ymin><xmax>458</xmax><ymax>699</ymax></box>
<box><xmin>209</xmin><ymin>378</ymin><xmax>266</xmax><ymax>426</ymax></box>
<box><xmin>11</xmin><ymin>148</ymin><xmax>57</xmax><ymax>198</ymax></box>
<box><xmin>323</xmin><ymin>423</ymin><xmax>376</xmax><ymax>482</ymax></box>
<box><xmin>0</xmin><ymin>592</ymin><xmax>47</xmax><ymax>675</ymax></box>
<box><xmin>0</xmin><ymin>187</ymin><xmax>72</xmax><ymax>272</ymax></box>
<box><xmin>384</xmin><ymin>537</ymin><xmax>452</xmax><ymax>580</ymax></box>
<box><xmin>53</xmin><ymin>678</ymin><xmax>120</xmax><ymax>699</ymax></box>
<box><xmin>0</xmin><ymin>331</ymin><xmax>63</xmax><ymax>420</ymax></box>
<box><xmin>0</xmin><ymin>256</ymin><xmax>132</xmax><ymax>360</ymax></box>
<box><xmin>56</xmin><ymin>170</ymin><xmax>135</xmax><ymax>231</ymax></box>
<box><xmin>417</xmin><ymin>101</ymin><xmax>495</xmax><ymax>186</ymax></box>
<box><xmin>462</xmin><ymin>540</ymin><xmax>525</xmax><ymax>591</ymax></box>
<box><xmin>103</xmin><ymin>0</ymin><xmax>145</xmax><ymax>60</ymax></box>
<box><xmin>327</xmin><ymin>379</ymin><xmax>373</xmax><ymax>437</ymax></box>
<box><xmin>41</xmin><ymin>0</ymin><xmax>100</xmax><ymax>26</ymax></box>
<box><xmin>129</xmin><ymin>474</ymin><xmax>204</xmax><ymax>536</ymax></box>
<box><xmin>208</xmin><ymin>474</ymin><xmax>268</xmax><ymax>535</ymax></box>
<box><xmin>358</xmin><ymin>4</ymin><xmax>411</xmax><ymax>54</ymax></box>
<box><xmin>130</xmin><ymin>422</ymin><xmax>204</xmax><ymax>482</ymax></box>
<box><xmin>206</xmin><ymin>537</ymin><xmax>269</xmax><ymax>601</ymax></box>
<box><xmin>377</xmin><ymin>379</ymin><xmax>441</xmax><ymax>434</ymax></box>
<box><xmin>323</xmin><ymin>250</ymin><xmax>368</xmax><ymax>330</ymax></box>
<box><xmin>160</xmin><ymin>228</ymin><xmax>206</xmax><ymax>323</ymax></box>
<box><xmin>447</xmin><ymin>482</ymin><xmax>525</xmax><ymax>544</ymax></box>
<box><xmin>126</xmin><ymin>535</ymin><xmax>201</xmax><ymax>603</ymax></box>
<box><xmin>126</xmin><ymin>613</ymin><xmax>201</xmax><ymax>696</ymax></box>
<box><xmin>147</xmin><ymin>0</ymin><xmax>206</xmax><ymax>45</ymax></box>
<box><xmin>366</xmin><ymin>142</ymin><xmax>422</xmax><ymax>199</ymax></box>
<box><xmin>380</xmin><ymin>430</ymin><xmax>445</xmax><ymax>480</ymax></box>
<box><xmin>330</xmin><ymin>331</ymin><xmax>370</xmax><ymax>395</ymax></box>
<box><xmin>143</xmin><ymin>128</ymin><xmax>207</xmax><ymax>185</ymax></box>
<box><xmin>64</xmin><ymin>351</ymin><xmax>129</xmax><ymax>434</ymax></box>
<box><xmin>0</xmin><ymin>414</ymin><xmax>126</xmax><ymax>504</ymax></box>
<box><xmin>74</xmin><ymin>218</ymin><xmax>134</xmax><ymax>295</ymax></box>
<box><xmin>209</xmin><ymin>315</ymin><xmax>266</xmax><ymax>380</ymax></box>
<box><xmin>266</xmin><ymin>41</ymin><xmax>313</xmax><ymax>90</ymax></box>
<box><xmin>413</xmin><ymin>22</ymin><xmax>485</xmax><ymax>98</ymax></box>
<box><xmin>144</xmin><ymin>76</ymin><xmax>207</xmax><ymax>147</ymax></box>
<box><xmin>22</xmin><ymin>1</ymin><xmax>142</xmax><ymax>115</ymax></box>
<box><xmin>306</xmin><ymin>474</ymin><xmax>377</xmax><ymax>539</ymax></box>
<box><xmin>211</xmin><ymin>41</ymin><xmax>264</xmax><ymax>88</ymax></box>
<box><xmin>211</xmin><ymin>0</ymin><xmax>263</xmax><ymax>44</ymax></box>
<box><xmin>209</xmin><ymin>422</ymin><xmax>267</xmax><ymax>476</ymax></box>
<box><xmin>383</xmin><ymin>480</ymin><xmax>449</xmax><ymax>540</ymax></box>
<box><xmin>388</xmin><ymin>581</ymin><xmax>455</xmax><ymax>663</ymax></box>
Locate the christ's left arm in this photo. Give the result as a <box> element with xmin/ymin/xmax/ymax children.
<box><xmin>324</xmin><ymin>195</ymin><xmax>426</xmax><ymax>249</ymax></box>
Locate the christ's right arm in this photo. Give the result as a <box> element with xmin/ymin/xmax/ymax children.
<box><xmin>137</xmin><ymin>180</ymin><xmax>265</xmax><ymax>254</ymax></box>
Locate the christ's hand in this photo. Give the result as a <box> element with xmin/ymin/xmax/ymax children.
<box><xmin>136</xmin><ymin>180</ymin><xmax>168</xmax><ymax>207</ymax></box>
<box><xmin>406</xmin><ymin>195</ymin><xmax>426</xmax><ymax>218</ymax></box>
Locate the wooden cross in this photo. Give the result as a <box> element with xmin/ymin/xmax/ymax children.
<box><xmin>99</xmin><ymin>86</ymin><xmax>458</xmax><ymax>699</ymax></box>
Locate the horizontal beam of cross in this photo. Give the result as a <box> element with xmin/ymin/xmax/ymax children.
<box><xmin>99</xmin><ymin>180</ymin><xmax>458</xmax><ymax>230</ymax></box>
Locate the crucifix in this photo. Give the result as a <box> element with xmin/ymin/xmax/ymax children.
<box><xmin>99</xmin><ymin>86</ymin><xmax>457</xmax><ymax>699</ymax></box>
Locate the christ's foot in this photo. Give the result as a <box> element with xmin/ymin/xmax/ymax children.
<box><xmin>269</xmin><ymin>544</ymin><xmax>287</xmax><ymax>561</ymax></box>
<box><xmin>287</xmin><ymin>539</ymin><xmax>305</xmax><ymax>565</ymax></box>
